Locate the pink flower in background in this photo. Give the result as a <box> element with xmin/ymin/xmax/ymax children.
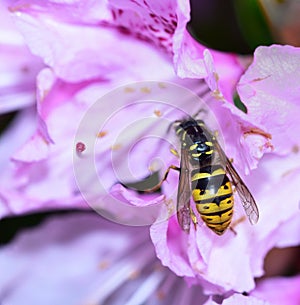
<box><xmin>0</xmin><ymin>0</ymin><xmax>299</xmax><ymax>304</ymax></box>
<box><xmin>1</xmin><ymin>211</ymin><xmax>298</xmax><ymax>305</ymax></box>
<box><xmin>2</xmin><ymin>225</ymin><xmax>298</xmax><ymax>303</ymax></box>
<box><xmin>0</xmin><ymin>212</ymin><xmax>210</xmax><ymax>305</ymax></box>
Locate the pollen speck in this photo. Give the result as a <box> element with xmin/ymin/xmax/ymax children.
<box><xmin>292</xmin><ymin>145</ymin><xmax>299</xmax><ymax>153</ymax></box>
<box><xmin>39</xmin><ymin>89</ymin><xmax>50</xmax><ymax>102</ymax></box>
<box><xmin>154</xmin><ymin>109</ymin><xmax>162</xmax><ymax>117</ymax></box>
<box><xmin>156</xmin><ymin>290</ymin><xmax>165</xmax><ymax>300</ymax></box>
<box><xmin>97</xmin><ymin>130</ymin><xmax>108</xmax><ymax>138</ymax></box>
<box><xmin>76</xmin><ymin>142</ymin><xmax>86</xmax><ymax>153</ymax></box>
<box><xmin>111</xmin><ymin>143</ymin><xmax>122</xmax><ymax>151</ymax></box>
<box><xmin>213</xmin><ymin>71</ymin><xmax>219</xmax><ymax>82</ymax></box>
<box><xmin>98</xmin><ymin>260</ymin><xmax>110</xmax><ymax>270</ymax></box>
<box><xmin>212</xmin><ymin>89</ymin><xmax>224</xmax><ymax>100</ymax></box>
<box><xmin>158</xmin><ymin>82</ymin><xmax>167</xmax><ymax>89</ymax></box>
<box><xmin>128</xmin><ymin>270</ymin><xmax>140</xmax><ymax>280</ymax></box>
<box><xmin>140</xmin><ymin>86</ymin><xmax>151</xmax><ymax>93</ymax></box>
<box><xmin>124</xmin><ymin>87</ymin><xmax>135</xmax><ymax>93</ymax></box>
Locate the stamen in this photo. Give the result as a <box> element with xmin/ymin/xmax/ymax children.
<box><xmin>158</xmin><ymin>82</ymin><xmax>167</xmax><ymax>89</ymax></box>
<box><xmin>124</xmin><ymin>87</ymin><xmax>135</xmax><ymax>93</ymax></box>
<box><xmin>110</xmin><ymin>143</ymin><xmax>122</xmax><ymax>151</ymax></box>
<box><xmin>140</xmin><ymin>87</ymin><xmax>151</xmax><ymax>94</ymax></box>
<box><xmin>97</xmin><ymin>130</ymin><xmax>108</xmax><ymax>138</ymax></box>
<box><xmin>243</xmin><ymin>127</ymin><xmax>272</xmax><ymax>139</ymax></box>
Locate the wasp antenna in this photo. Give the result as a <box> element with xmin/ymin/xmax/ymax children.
<box><xmin>167</xmin><ymin>120</ymin><xmax>182</xmax><ymax>133</ymax></box>
<box><xmin>192</xmin><ymin>107</ymin><xmax>208</xmax><ymax>119</ymax></box>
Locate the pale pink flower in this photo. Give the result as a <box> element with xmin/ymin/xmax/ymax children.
<box><xmin>1</xmin><ymin>211</ymin><xmax>298</xmax><ymax>305</ymax></box>
<box><xmin>0</xmin><ymin>211</ymin><xmax>209</xmax><ymax>305</ymax></box>
<box><xmin>0</xmin><ymin>0</ymin><xmax>299</xmax><ymax>303</ymax></box>
<box><xmin>0</xmin><ymin>0</ymin><xmax>198</xmax><ymax>217</ymax></box>
<box><xmin>147</xmin><ymin>45</ymin><xmax>300</xmax><ymax>294</ymax></box>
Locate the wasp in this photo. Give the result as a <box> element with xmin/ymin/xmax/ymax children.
<box><xmin>149</xmin><ymin>118</ymin><xmax>259</xmax><ymax>235</ymax></box>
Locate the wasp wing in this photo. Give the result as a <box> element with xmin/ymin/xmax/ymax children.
<box><xmin>214</xmin><ymin>141</ymin><xmax>259</xmax><ymax>225</ymax></box>
<box><xmin>176</xmin><ymin>146</ymin><xmax>192</xmax><ymax>232</ymax></box>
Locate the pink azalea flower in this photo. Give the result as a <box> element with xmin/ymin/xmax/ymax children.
<box><xmin>0</xmin><ymin>0</ymin><xmax>199</xmax><ymax>217</ymax></box>
<box><xmin>0</xmin><ymin>211</ymin><xmax>210</xmax><ymax>305</ymax></box>
<box><xmin>146</xmin><ymin>46</ymin><xmax>300</xmax><ymax>294</ymax></box>
<box><xmin>1</xmin><ymin>211</ymin><xmax>298</xmax><ymax>305</ymax></box>
<box><xmin>0</xmin><ymin>0</ymin><xmax>299</xmax><ymax>303</ymax></box>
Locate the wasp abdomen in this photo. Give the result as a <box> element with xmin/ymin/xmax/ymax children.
<box><xmin>191</xmin><ymin>165</ymin><xmax>234</xmax><ymax>235</ymax></box>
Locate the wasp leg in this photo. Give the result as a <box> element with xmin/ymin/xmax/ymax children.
<box><xmin>229</xmin><ymin>216</ymin><xmax>247</xmax><ymax>236</ymax></box>
<box><xmin>144</xmin><ymin>165</ymin><xmax>180</xmax><ymax>193</ymax></box>
<box><xmin>229</xmin><ymin>227</ymin><xmax>237</xmax><ymax>236</ymax></box>
<box><xmin>190</xmin><ymin>208</ymin><xmax>198</xmax><ymax>230</ymax></box>
<box><xmin>170</xmin><ymin>147</ymin><xmax>179</xmax><ymax>157</ymax></box>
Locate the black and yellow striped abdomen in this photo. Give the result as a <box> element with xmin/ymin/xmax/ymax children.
<box><xmin>191</xmin><ymin>165</ymin><xmax>234</xmax><ymax>235</ymax></box>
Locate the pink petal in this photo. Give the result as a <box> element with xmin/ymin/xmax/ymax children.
<box><xmin>151</xmin><ymin>216</ymin><xmax>195</xmax><ymax>278</ymax></box>
<box><xmin>150</xmin><ymin>143</ymin><xmax>300</xmax><ymax>294</ymax></box>
<box><xmin>174</xmin><ymin>30</ymin><xmax>207</xmax><ymax>79</ymax></box>
<box><xmin>252</xmin><ymin>276</ymin><xmax>300</xmax><ymax>305</ymax></box>
<box><xmin>204</xmin><ymin>294</ymin><xmax>270</xmax><ymax>305</ymax></box>
<box><xmin>237</xmin><ymin>45</ymin><xmax>300</xmax><ymax>155</ymax></box>
<box><xmin>12</xmin><ymin>4</ymin><xmax>175</xmax><ymax>83</ymax></box>
<box><xmin>12</xmin><ymin>132</ymin><xmax>50</xmax><ymax>162</ymax></box>
<box><xmin>223</xmin><ymin>294</ymin><xmax>270</xmax><ymax>305</ymax></box>
<box><xmin>180</xmin><ymin>49</ymin><xmax>273</xmax><ymax>173</ymax></box>
<box><xmin>108</xmin><ymin>0</ymin><xmax>179</xmax><ymax>51</ymax></box>
<box><xmin>10</xmin><ymin>0</ymin><xmax>110</xmax><ymax>23</ymax></box>
<box><xmin>0</xmin><ymin>211</ymin><xmax>209</xmax><ymax>305</ymax></box>
<box><xmin>0</xmin><ymin>213</ymin><xmax>151</xmax><ymax>305</ymax></box>
<box><xmin>0</xmin><ymin>2</ymin><xmax>43</xmax><ymax>114</ymax></box>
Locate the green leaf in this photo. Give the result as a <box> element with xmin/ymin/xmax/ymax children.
<box><xmin>234</xmin><ymin>0</ymin><xmax>275</xmax><ymax>49</ymax></box>
<box><xmin>234</xmin><ymin>93</ymin><xmax>247</xmax><ymax>113</ymax></box>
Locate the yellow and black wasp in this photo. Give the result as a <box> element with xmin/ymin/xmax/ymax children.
<box><xmin>150</xmin><ymin>117</ymin><xmax>259</xmax><ymax>235</ymax></box>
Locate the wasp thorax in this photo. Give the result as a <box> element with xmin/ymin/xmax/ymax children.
<box><xmin>185</xmin><ymin>134</ymin><xmax>214</xmax><ymax>162</ymax></box>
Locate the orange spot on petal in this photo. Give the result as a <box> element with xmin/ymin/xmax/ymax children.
<box><xmin>140</xmin><ymin>87</ymin><xmax>151</xmax><ymax>93</ymax></box>
<box><xmin>97</xmin><ymin>130</ymin><xmax>108</xmax><ymax>138</ymax></box>
<box><xmin>124</xmin><ymin>87</ymin><xmax>135</xmax><ymax>93</ymax></box>
<box><xmin>154</xmin><ymin>109</ymin><xmax>162</xmax><ymax>117</ymax></box>
<box><xmin>111</xmin><ymin>143</ymin><xmax>122</xmax><ymax>151</ymax></box>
